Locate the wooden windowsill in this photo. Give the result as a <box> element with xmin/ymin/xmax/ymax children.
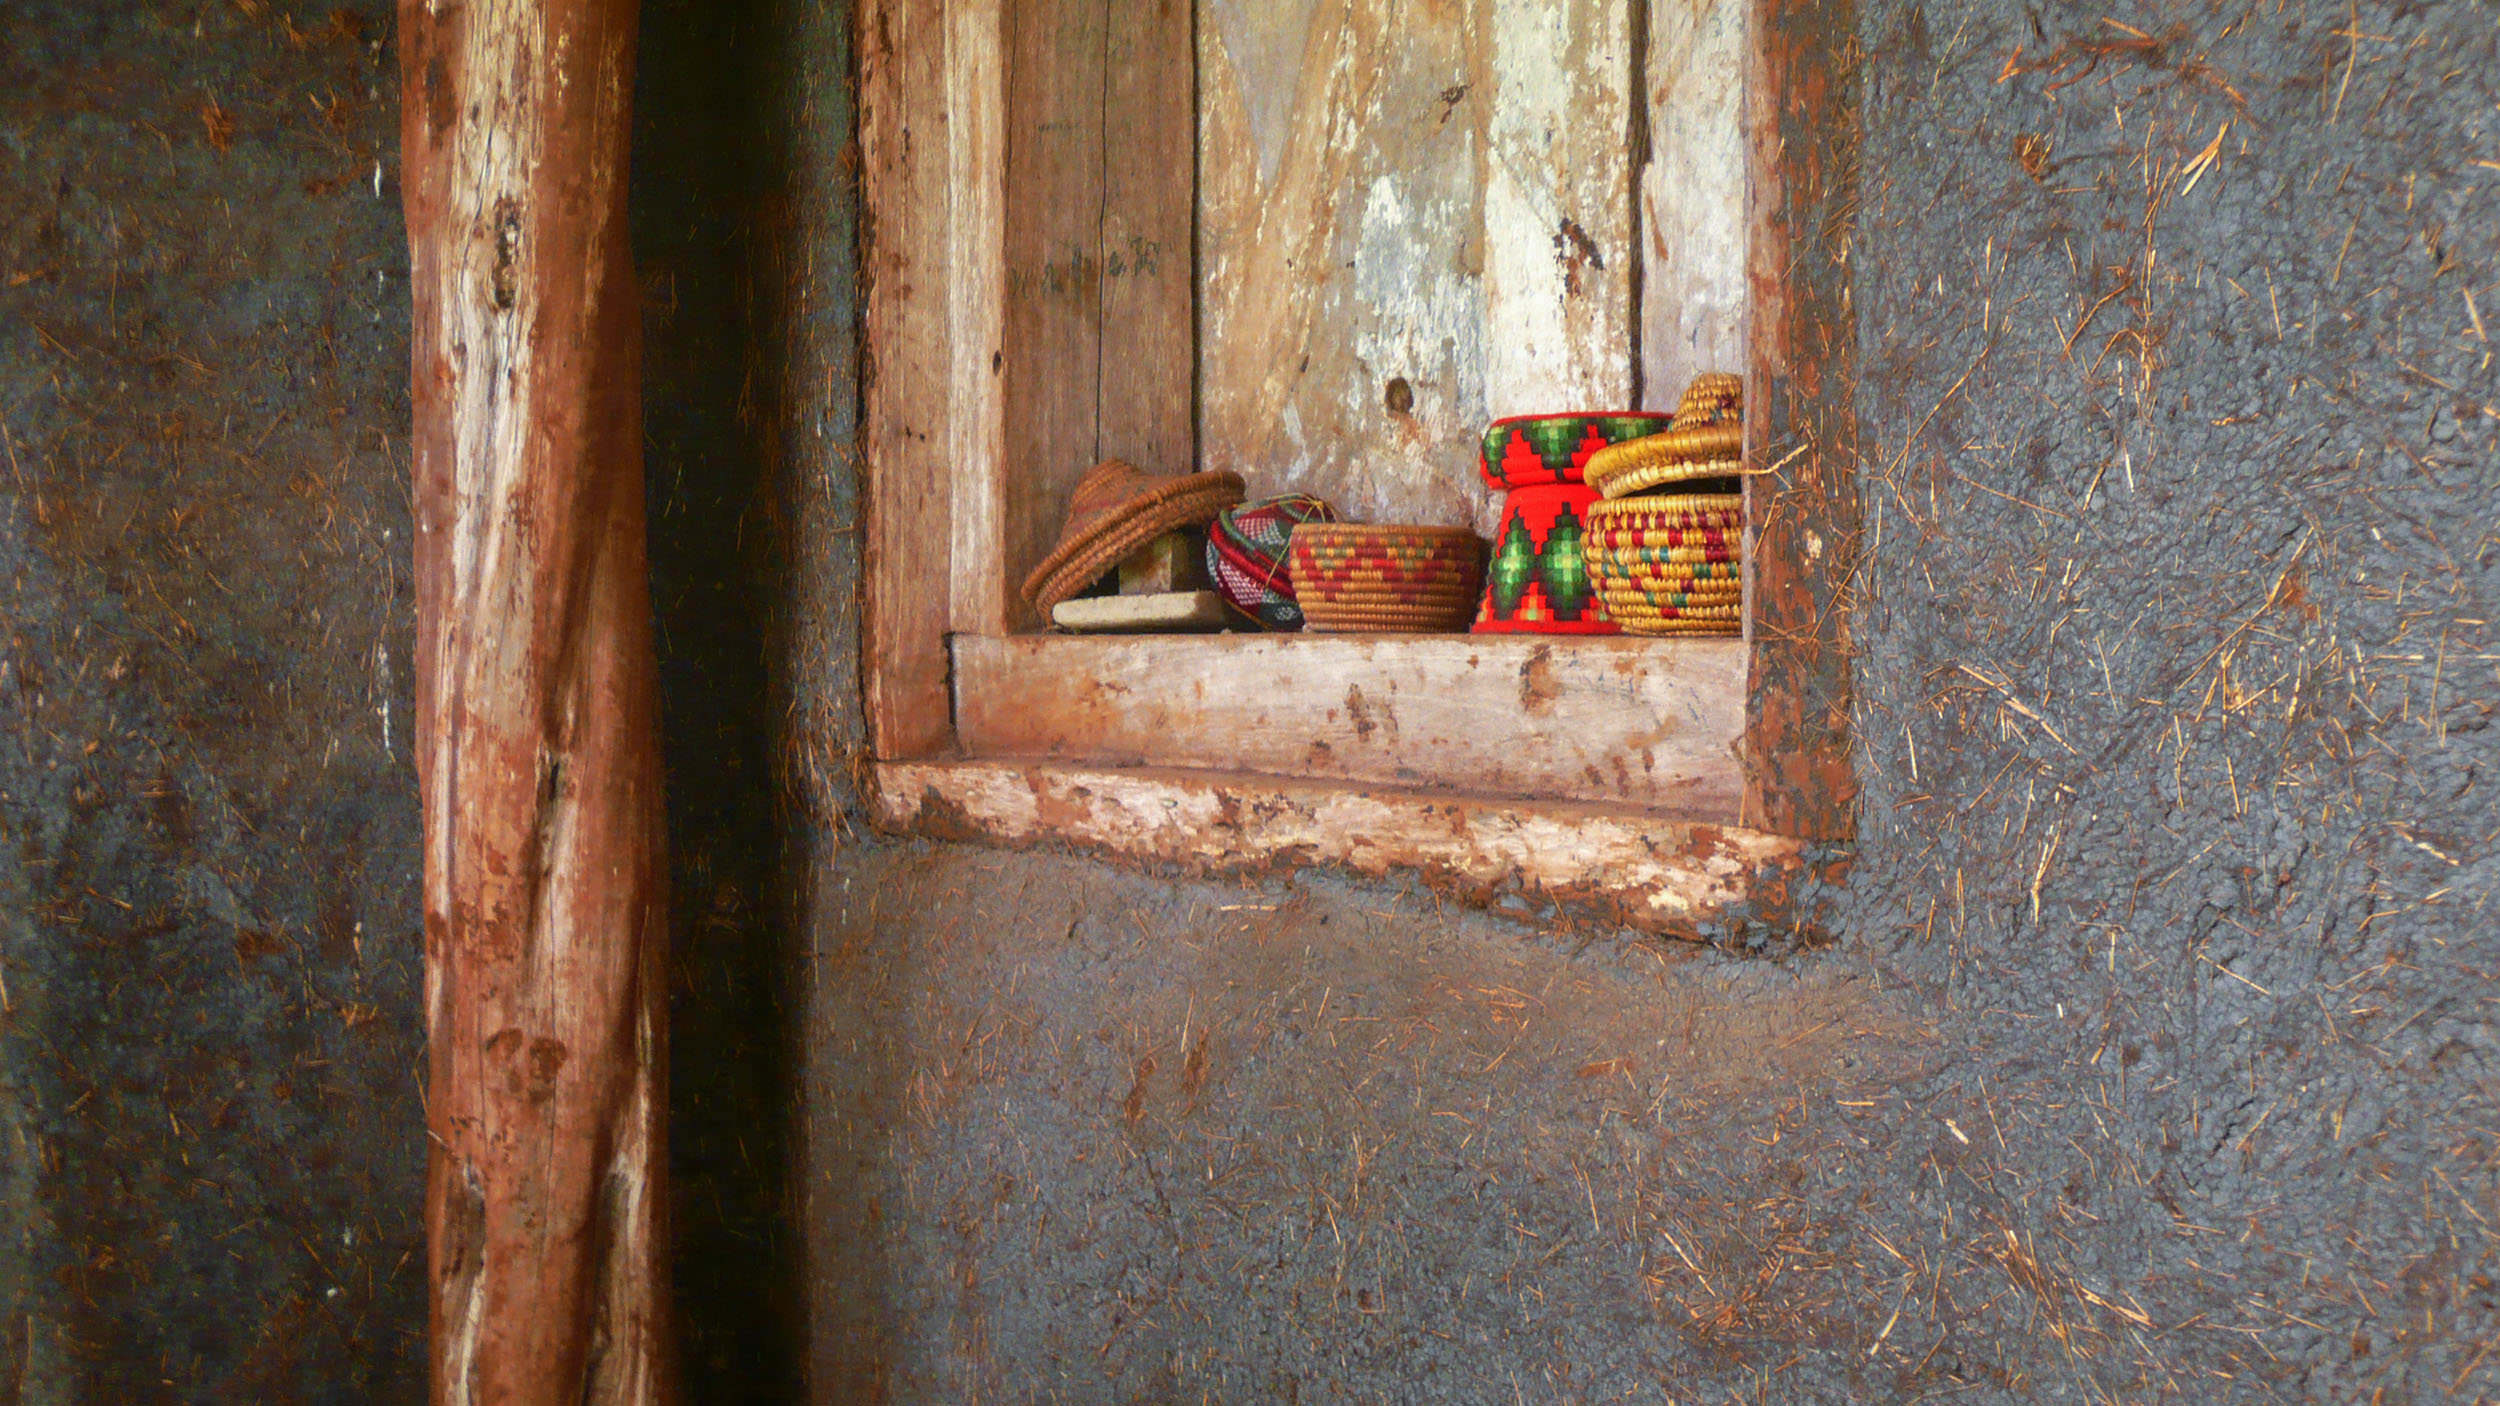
<box><xmin>870</xmin><ymin>757</ymin><xmax>1801</xmax><ymax>939</ymax></box>
<box><xmin>950</xmin><ymin>631</ymin><xmax>1747</xmax><ymax>821</ymax></box>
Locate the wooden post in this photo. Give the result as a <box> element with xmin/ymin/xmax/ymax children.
<box><xmin>399</xmin><ymin>3</ymin><xmax>674</xmax><ymax>1401</ymax></box>
<box><xmin>1742</xmin><ymin>0</ymin><xmax>1863</xmax><ymax>841</ymax></box>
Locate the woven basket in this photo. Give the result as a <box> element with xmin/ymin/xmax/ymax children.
<box><xmin>1478</xmin><ymin>411</ymin><xmax>1673</xmax><ymax>490</ymax></box>
<box><xmin>1677</xmin><ymin>372</ymin><xmax>1743</xmax><ymax>423</ymax></box>
<box><xmin>1598</xmin><ymin>586</ymin><xmax>1742</xmax><ymax>608</ymax></box>
<box><xmin>1610</xmin><ymin>616</ymin><xmax>1743</xmax><ymax>637</ymax></box>
<box><xmin>1584</xmin><ymin>486</ymin><xmax>1746</xmax><ymax>638</ymax></box>
<box><xmin>1290</xmin><ymin>524</ymin><xmax>1484</xmax><ymax>621</ymax></box>
<box><xmin>1584</xmin><ymin>427</ymin><xmax>1745</xmax><ymax>500</ymax></box>
<box><xmin>1587</xmin><ymin>527</ymin><xmax>1739</xmax><ymax>552</ymax></box>
<box><xmin>1306</xmin><ymin>584</ymin><xmax>1484</xmax><ymax>607</ymax></box>
<box><xmin>1469</xmin><ymin>482</ymin><xmax>1608</xmax><ymax>634</ymax></box>
<box><xmin>1301</xmin><ymin>600</ymin><xmax>1478</xmax><ymax>633</ymax></box>
<box><xmin>1586</xmin><ymin>494</ymin><xmax>1743</xmax><ymax>532</ymax></box>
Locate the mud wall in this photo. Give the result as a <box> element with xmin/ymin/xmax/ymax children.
<box><xmin>797</xmin><ymin>0</ymin><xmax>2499</xmax><ymax>1400</ymax></box>
<box><xmin>0</xmin><ymin>3</ymin><xmax>424</xmax><ymax>1396</ymax></box>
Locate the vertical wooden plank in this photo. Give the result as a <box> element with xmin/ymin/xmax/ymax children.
<box><xmin>1196</xmin><ymin>0</ymin><xmax>1476</xmax><ymax>529</ymax></box>
<box><xmin>1742</xmin><ymin>0</ymin><xmax>1861</xmax><ymax>840</ymax></box>
<box><xmin>861</xmin><ymin>0</ymin><xmax>958</xmax><ymax>755</ymax></box>
<box><xmin>1480</xmin><ymin>0</ymin><xmax>1640</xmax><ymax>424</ymax></box>
<box><xmin>1640</xmin><ymin>0</ymin><xmax>1749</xmax><ymax>406</ymax></box>
<box><xmin>947</xmin><ymin>0</ymin><xmax>1010</xmax><ymax>636</ymax></box>
<box><xmin>1000</xmin><ymin>0</ymin><xmax>1110</xmax><ymax>630</ymax></box>
<box><xmin>1097</xmin><ymin>0</ymin><xmax>1198</xmax><ymax>474</ymax></box>
<box><xmin>398</xmin><ymin>0</ymin><xmax>673</xmax><ymax>1398</ymax></box>
<box><xmin>1198</xmin><ymin>0</ymin><xmax>1637</xmax><ymax>532</ymax></box>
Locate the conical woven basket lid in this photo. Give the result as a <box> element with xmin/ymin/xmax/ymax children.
<box><xmin>1021</xmin><ymin>459</ymin><xmax>1247</xmax><ymax>611</ymax></box>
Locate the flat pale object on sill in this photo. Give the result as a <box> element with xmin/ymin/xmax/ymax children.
<box><xmin>1050</xmin><ymin>590</ymin><xmax>1232</xmax><ymax>633</ymax></box>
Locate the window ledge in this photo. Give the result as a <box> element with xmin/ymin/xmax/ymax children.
<box><xmin>951</xmin><ymin>632</ymin><xmax>1748</xmax><ymax>819</ymax></box>
<box><xmin>871</xmin><ymin>758</ymin><xmax>1802</xmax><ymax>939</ymax></box>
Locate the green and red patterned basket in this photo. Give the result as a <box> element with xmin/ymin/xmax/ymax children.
<box><xmin>1479</xmin><ymin>411</ymin><xmax>1675</xmax><ymax>491</ymax></box>
<box><xmin>1472</xmin><ymin>483</ymin><xmax>1612</xmax><ymax>634</ymax></box>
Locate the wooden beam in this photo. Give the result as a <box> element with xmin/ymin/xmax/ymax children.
<box><xmin>872</xmin><ymin>759</ymin><xmax>1802</xmax><ymax>937</ymax></box>
<box><xmin>1742</xmin><ymin>0</ymin><xmax>1862</xmax><ymax>840</ymax></box>
<box><xmin>398</xmin><ymin>1</ymin><xmax>672</xmax><ymax>1399</ymax></box>
<box><xmin>953</xmin><ymin>633</ymin><xmax>1745</xmax><ymax>817</ymax></box>
<box><xmin>862</xmin><ymin>0</ymin><xmax>960</xmax><ymax>754</ymax></box>
<box><xmin>946</xmin><ymin>0</ymin><xmax>1010</xmax><ymax>637</ymax></box>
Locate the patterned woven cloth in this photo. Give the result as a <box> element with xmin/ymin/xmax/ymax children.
<box><xmin>1207</xmin><ymin>493</ymin><xmax>1338</xmax><ymax>629</ymax></box>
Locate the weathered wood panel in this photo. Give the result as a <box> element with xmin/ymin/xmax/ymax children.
<box><xmin>873</xmin><ymin>759</ymin><xmax>1800</xmax><ymax>936</ymax></box>
<box><xmin>1197</xmin><ymin>0</ymin><xmax>1637</xmax><ymax>535</ymax></box>
<box><xmin>955</xmin><ymin>633</ymin><xmax>1745</xmax><ymax>814</ymax></box>
<box><xmin>998</xmin><ymin>0</ymin><xmax>1109</xmax><ymax>632</ymax></box>
<box><xmin>1097</xmin><ymin>0</ymin><xmax>1199</xmax><ymax>475</ymax></box>
<box><xmin>946</xmin><ymin>0</ymin><xmax>1011</xmax><ymax>636</ymax></box>
<box><xmin>1480</xmin><ymin>0</ymin><xmax>1641</xmax><ymax>418</ymax></box>
<box><xmin>862</xmin><ymin>0</ymin><xmax>959</xmax><ymax>752</ymax></box>
<box><xmin>1742</xmin><ymin>0</ymin><xmax>1862</xmax><ymax>839</ymax></box>
<box><xmin>398</xmin><ymin>0</ymin><xmax>672</xmax><ymax>1398</ymax></box>
<box><xmin>1641</xmin><ymin>0</ymin><xmax>1748</xmax><ymax>404</ymax></box>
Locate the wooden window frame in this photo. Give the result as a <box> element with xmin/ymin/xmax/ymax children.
<box><xmin>854</xmin><ymin>0</ymin><xmax>1858</xmax><ymax>937</ymax></box>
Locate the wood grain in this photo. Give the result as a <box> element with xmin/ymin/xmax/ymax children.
<box><xmin>1098</xmin><ymin>0</ymin><xmax>1198</xmax><ymax>475</ymax></box>
<box><xmin>946</xmin><ymin>0</ymin><xmax>1011</xmax><ymax>636</ymax></box>
<box><xmin>1480</xmin><ymin>0</ymin><xmax>1640</xmax><ymax>419</ymax></box>
<box><xmin>862</xmin><ymin>0</ymin><xmax>959</xmax><ymax>753</ymax></box>
<box><xmin>1640</xmin><ymin>0</ymin><xmax>1748</xmax><ymax>405</ymax></box>
<box><xmin>398</xmin><ymin>0</ymin><xmax>672</xmax><ymax>1398</ymax></box>
<box><xmin>1000</xmin><ymin>0</ymin><xmax>1110</xmax><ymax>629</ymax></box>
<box><xmin>1197</xmin><ymin>0</ymin><xmax>1639</xmax><ymax>536</ymax></box>
<box><xmin>874</xmin><ymin>758</ymin><xmax>1798</xmax><ymax>936</ymax></box>
<box><xmin>955</xmin><ymin>632</ymin><xmax>1745</xmax><ymax>816</ymax></box>
<box><xmin>1742</xmin><ymin>0</ymin><xmax>1862</xmax><ymax>839</ymax></box>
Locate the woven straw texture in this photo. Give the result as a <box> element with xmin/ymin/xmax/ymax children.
<box><xmin>1611</xmin><ymin>616</ymin><xmax>1743</xmax><ymax>636</ymax></box>
<box><xmin>1290</xmin><ymin>524</ymin><xmax>1484</xmax><ymax>626</ymax></box>
<box><xmin>1584</xmin><ymin>424</ymin><xmax>1745</xmax><ymax>499</ymax></box>
<box><xmin>1584</xmin><ymin>472</ymin><xmax>1746</xmax><ymax>637</ymax></box>
<box><xmin>1023</xmin><ymin>460</ymin><xmax>1247</xmax><ymax>611</ymax></box>
<box><xmin>1590</xmin><ymin>454</ymin><xmax>1742</xmax><ymax>501</ymax></box>
<box><xmin>1676</xmin><ymin>372</ymin><xmax>1743</xmax><ymax>422</ymax></box>
<box><xmin>1301</xmin><ymin>601</ymin><xmax>1478</xmax><ymax>633</ymax></box>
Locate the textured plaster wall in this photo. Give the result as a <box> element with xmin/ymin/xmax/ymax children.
<box><xmin>2</xmin><ymin>0</ymin><xmax>2488</xmax><ymax>1400</ymax></box>
<box><xmin>0</xmin><ymin>3</ymin><xmax>425</xmax><ymax>1396</ymax></box>
<box><xmin>799</xmin><ymin>1</ymin><xmax>2499</xmax><ymax>1401</ymax></box>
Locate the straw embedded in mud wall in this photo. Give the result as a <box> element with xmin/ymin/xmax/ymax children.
<box><xmin>398</xmin><ymin>1</ymin><xmax>673</xmax><ymax>1400</ymax></box>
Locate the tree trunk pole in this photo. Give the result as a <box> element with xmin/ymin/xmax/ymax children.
<box><xmin>398</xmin><ymin>2</ymin><xmax>673</xmax><ymax>1401</ymax></box>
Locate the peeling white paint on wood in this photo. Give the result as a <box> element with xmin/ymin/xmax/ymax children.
<box><xmin>1480</xmin><ymin>0</ymin><xmax>1637</xmax><ymax>420</ymax></box>
<box><xmin>873</xmin><ymin>758</ymin><xmax>1798</xmax><ymax>933</ymax></box>
<box><xmin>1198</xmin><ymin>0</ymin><xmax>1637</xmax><ymax>535</ymax></box>
<box><xmin>1641</xmin><ymin>0</ymin><xmax>1748</xmax><ymax>405</ymax></box>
